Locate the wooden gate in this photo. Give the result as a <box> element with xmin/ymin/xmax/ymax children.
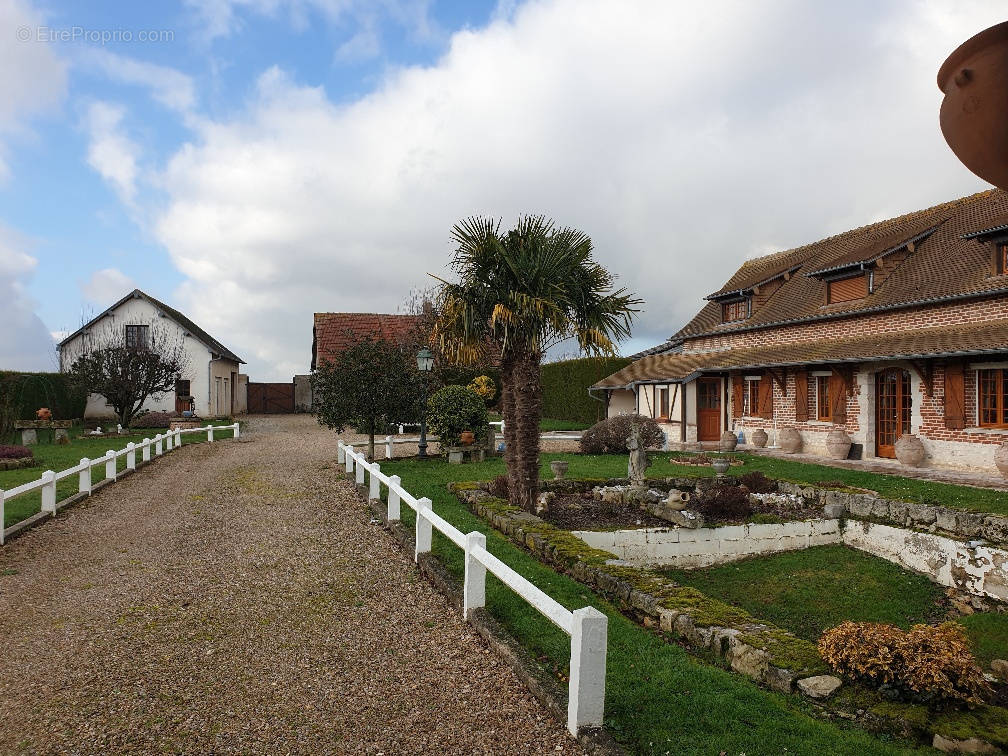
<box><xmin>247</xmin><ymin>382</ymin><xmax>295</xmax><ymax>414</ymax></box>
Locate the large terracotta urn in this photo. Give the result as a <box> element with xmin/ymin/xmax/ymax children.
<box><xmin>825</xmin><ymin>428</ymin><xmax>852</xmax><ymax>460</ymax></box>
<box><xmin>939</xmin><ymin>21</ymin><xmax>1008</xmax><ymax>190</ymax></box>
<box><xmin>751</xmin><ymin>428</ymin><xmax>768</xmax><ymax>448</ymax></box>
<box><xmin>895</xmin><ymin>434</ymin><xmax>926</xmax><ymax>468</ymax></box>
<box><xmin>719</xmin><ymin>431</ymin><xmax>738</xmax><ymax>452</ymax></box>
<box><xmin>36</xmin><ymin>407</ymin><xmax>52</xmax><ymax>422</ymax></box>
<box><xmin>779</xmin><ymin>427</ymin><xmax>802</xmax><ymax>454</ymax></box>
<box><xmin>995</xmin><ymin>442</ymin><xmax>1008</xmax><ymax>479</ymax></box>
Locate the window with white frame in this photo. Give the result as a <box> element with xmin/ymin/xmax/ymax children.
<box><xmin>743</xmin><ymin>377</ymin><xmax>759</xmax><ymax>416</ymax></box>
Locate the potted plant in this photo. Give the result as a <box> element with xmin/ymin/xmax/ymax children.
<box><xmin>460</xmin><ymin>430</ymin><xmax>475</xmax><ymax>445</ymax></box>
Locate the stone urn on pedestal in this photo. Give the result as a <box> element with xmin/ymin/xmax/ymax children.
<box><xmin>779</xmin><ymin>427</ymin><xmax>802</xmax><ymax>454</ymax></box>
<box><xmin>550</xmin><ymin>460</ymin><xmax>569</xmax><ymax>480</ymax></box>
<box><xmin>711</xmin><ymin>456</ymin><xmax>731</xmax><ymax>476</ymax></box>
<box><xmin>895</xmin><ymin>434</ymin><xmax>926</xmax><ymax>468</ymax></box>
<box><xmin>750</xmin><ymin>428</ymin><xmax>768</xmax><ymax>448</ymax></box>
<box><xmin>994</xmin><ymin>442</ymin><xmax>1008</xmax><ymax>479</ymax></box>
<box><xmin>719</xmin><ymin>431</ymin><xmax>738</xmax><ymax>452</ymax></box>
<box><xmin>825</xmin><ymin>427</ymin><xmax>852</xmax><ymax>460</ymax></box>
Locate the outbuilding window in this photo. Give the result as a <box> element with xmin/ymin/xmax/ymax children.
<box><xmin>722</xmin><ymin>298</ymin><xmax>749</xmax><ymax>323</ymax></box>
<box><xmin>125</xmin><ymin>324</ymin><xmax>149</xmax><ymax>350</ymax></box>
<box><xmin>979</xmin><ymin>368</ymin><xmax>1008</xmax><ymax>428</ymax></box>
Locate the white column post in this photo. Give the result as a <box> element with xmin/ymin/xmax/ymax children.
<box><xmin>369</xmin><ymin>462</ymin><xmax>381</xmax><ymax>500</ymax></box>
<box><xmin>345</xmin><ymin>445</ymin><xmax>354</xmax><ymax>474</ymax></box>
<box><xmin>105</xmin><ymin>451</ymin><xmax>116</xmax><ymax>481</ymax></box>
<box><xmin>174</xmin><ymin>429</ymin><xmax>181</xmax><ymax>447</ymax></box>
<box><xmin>385</xmin><ymin>435</ymin><xmax>393</xmax><ymax>459</ymax></box>
<box><xmin>155</xmin><ymin>434</ymin><xmax>163</xmax><ymax>455</ymax></box>
<box><xmin>41</xmin><ymin>470</ymin><xmax>56</xmax><ymax>514</ymax></box>
<box><xmin>415</xmin><ymin>497</ymin><xmax>433</xmax><ymax>562</ymax></box>
<box><xmin>567</xmin><ymin>607</ymin><xmax>609</xmax><ymax>736</ymax></box>
<box><xmin>165</xmin><ymin>431</ymin><xmax>173</xmax><ymax>451</ymax></box>
<box><xmin>126</xmin><ymin>442</ymin><xmax>136</xmax><ymax>471</ymax></box>
<box><xmin>463</xmin><ymin>531</ymin><xmax>487</xmax><ymax>619</ymax></box>
<box><xmin>208</xmin><ymin>425</ymin><xmax>215</xmax><ymax>442</ymax></box>
<box><xmin>79</xmin><ymin>458</ymin><xmax>91</xmax><ymax>494</ymax></box>
<box><xmin>388</xmin><ymin>475</ymin><xmax>401</xmax><ymax>521</ymax></box>
<box><xmin>355</xmin><ymin>457</ymin><xmax>366</xmax><ymax>486</ymax></box>
<box><xmin>142</xmin><ymin>439</ymin><xmax>151</xmax><ymax>462</ymax></box>
<box><xmin>233</xmin><ymin>422</ymin><xmax>240</xmax><ymax>439</ymax></box>
<box><xmin>338</xmin><ymin>442</ymin><xmax>345</xmax><ymax>465</ymax></box>
<box><xmin>0</xmin><ymin>490</ymin><xmax>4</xmax><ymax>544</ymax></box>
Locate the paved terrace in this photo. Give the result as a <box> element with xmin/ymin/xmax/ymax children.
<box><xmin>0</xmin><ymin>415</ymin><xmax>583</xmax><ymax>755</ymax></box>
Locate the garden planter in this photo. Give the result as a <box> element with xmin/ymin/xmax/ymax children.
<box><xmin>994</xmin><ymin>442</ymin><xmax>1008</xmax><ymax>479</ymax></box>
<box><xmin>719</xmin><ymin>431</ymin><xmax>738</xmax><ymax>452</ymax></box>
<box><xmin>750</xmin><ymin>428</ymin><xmax>768</xmax><ymax>448</ymax></box>
<box><xmin>664</xmin><ymin>489</ymin><xmax>691</xmax><ymax>511</ymax></box>
<box><xmin>778</xmin><ymin>427</ymin><xmax>802</xmax><ymax>454</ymax></box>
<box><xmin>460</xmin><ymin>430</ymin><xmax>475</xmax><ymax>445</ymax></box>
<box><xmin>825</xmin><ymin>428</ymin><xmax>852</xmax><ymax>460</ymax></box>
<box><xmin>549</xmin><ymin>460</ymin><xmax>569</xmax><ymax>480</ymax></box>
<box><xmin>939</xmin><ymin>21</ymin><xmax>1008</xmax><ymax>190</ymax></box>
<box><xmin>895</xmin><ymin>434</ymin><xmax>926</xmax><ymax>468</ymax></box>
<box><xmin>36</xmin><ymin>407</ymin><xmax>52</xmax><ymax>421</ymax></box>
<box><xmin>711</xmin><ymin>457</ymin><xmax>731</xmax><ymax>476</ymax></box>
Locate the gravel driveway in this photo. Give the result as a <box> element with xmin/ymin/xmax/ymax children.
<box><xmin>0</xmin><ymin>415</ymin><xmax>583</xmax><ymax>755</ymax></box>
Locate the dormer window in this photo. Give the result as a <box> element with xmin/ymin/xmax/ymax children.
<box><xmin>826</xmin><ymin>273</ymin><xmax>869</xmax><ymax>304</ymax></box>
<box><xmin>722</xmin><ymin>298</ymin><xmax>749</xmax><ymax>323</ymax></box>
<box><xmin>995</xmin><ymin>242</ymin><xmax>1008</xmax><ymax>276</ymax></box>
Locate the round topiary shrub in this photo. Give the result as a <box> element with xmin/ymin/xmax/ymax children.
<box><xmin>467</xmin><ymin>375</ymin><xmax>497</xmax><ymax>406</ymax></box>
<box><xmin>0</xmin><ymin>445</ymin><xmax>33</xmax><ymax>460</ymax></box>
<box><xmin>427</xmin><ymin>385</ymin><xmax>488</xmax><ymax>450</ymax></box>
<box><xmin>579</xmin><ymin>414</ymin><xmax>664</xmax><ymax>454</ymax></box>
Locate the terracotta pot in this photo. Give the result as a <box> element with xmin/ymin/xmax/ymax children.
<box><xmin>36</xmin><ymin>407</ymin><xmax>52</xmax><ymax>421</ymax></box>
<box><xmin>939</xmin><ymin>21</ymin><xmax>1008</xmax><ymax>190</ymax></box>
<box><xmin>825</xmin><ymin>428</ymin><xmax>852</xmax><ymax>460</ymax></box>
<box><xmin>460</xmin><ymin>430</ymin><xmax>475</xmax><ymax>445</ymax></box>
<box><xmin>995</xmin><ymin>442</ymin><xmax>1008</xmax><ymax>479</ymax></box>
<box><xmin>719</xmin><ymin>431</ymin><xmax>738</xmax><ymax>452</ymax></box>
<box><xmin>711</xmin><ymin>457</ymin><xmax>730</xmax><ymax>475</ymax></box>
<box><xmin>894</xmin><ymin>434</ymin><xmax>926</xmax><ymax>468</ymax></box>
<box><xmin>751</xmin><ymin>428</ymin><xmax>768</xmax><ymax>448</ymax></box>
<box><xmin>550</xmin><ymin>460</ymin><xmax>569</xmax><ymax>480</ymax></box>
<box><xmin>664</xmin><ymin>489</ymin><xmax>691</xmax><ymax>510</ymax></box>
<box><xmin>778</xmin><ymin>427</ymin><xmax>802</xmax><ymax>454</ymax></box>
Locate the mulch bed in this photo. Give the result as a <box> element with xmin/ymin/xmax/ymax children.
<box><xmin>542</xmin><ymin>492</ymin><xmax>670</xmax><ymax>530</ymax></box>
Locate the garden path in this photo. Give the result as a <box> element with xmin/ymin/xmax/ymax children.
<box><xmin>0</xmin><ymin>414</ymin><xmax>582</xmax><ymax>755</ymax></box>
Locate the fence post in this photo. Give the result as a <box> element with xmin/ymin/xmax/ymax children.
<box><xmin>166</xmin><ymin>431</ymin><xmax>173</xmax><ymax>451</ymax></box>
<box><xmin>155</xmin><ymin>434</ymin><xmax>163</xmax><ymax>455</ymax></box>
<box><xmin>415</xmin><ymin>497</ymin><xmax>433</xmax><ymax>562</ymax></box>
<box><xmin>355</xmin><ymin>456</ymin><xmax>366</xmax><ymax>487</ymax></box>
<box><xmin>0</xmin><ymin>490</ymin><xmax>4</xmax><ymax>544</ymax></box>
<box><xmin>126</xmin><ymin>442</ymin><xmax>136</xmax><ymax>471</ymax></box>
<box><xmin>142</xmin><ymin>439</ymin><xmax>151</xmax><ymax>462</ymax></box>
<box><xmin>79</xmin><ymin>458</ymin><xmax>91</xmax><ymax>495</ymax></box>
<box><xmin>345</xmin><ymin>445</ymin><xmax>354</xmax><ymax>473</ymax></box>
<box><xmin>233</xmin><ymin>422</ymin><xmax>240</xmax><ymax>439</ymax></box>
<box><xmin>385</xmin><ymin>435</ymin><xmax>393</xmax><ymax>459</ymax></box>
<box><xmin>463</xmin><ymin>531</ymin><xmax>487</xmax><ymax>619</ymax></box>
<box><xmin>41</xmin><ymin>470</ymin><xmax>56</xmax><ymax>514</ymax></box>
<box><xmin>338</xmin><ymin>442</ymin><xmax>345</xmax><ymax>465</ymax></box>
<box><xmin>566</xmin><ymin>607</ymin><xmax>608</xmax><ymax>736</ymax></box>
<box><xmin>388</xmin><ymin>475</ymin><xmax>401</xmax><ymax>521</ymax></box>
<box><xmin>105</xmin><ymin>451</ymin><xmax>116</xmax><ymax>481</ymax></box>
<box><xmin>369</xmin><ymin>462</ymin><xmax>381</xmax><ymax>500</ymax></box>
<box><xmin>208</xmin><ymin>425</ymin><xmax>214</xmax><ymax>442</ymax></box>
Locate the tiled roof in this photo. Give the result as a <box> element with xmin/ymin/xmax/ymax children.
<box><xmin>673</xmin><ymin>189</ymin><xmax>1008</xmax><ymax>342</ymax></box>
<box><xmin>312</xmin><ymin>312</ymin><xmax>422</xmax><ymax>369</ymax></box>
<box><xmin>593</xmin><ymin>319</ymin><xmax>1008</xmax><ymax>388</ymax></box>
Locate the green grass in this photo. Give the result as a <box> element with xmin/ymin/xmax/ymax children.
<box><xmin>660</xmin><ymin>545</ymin><xmax>948</xmax><ymax>644</ymax></box>
<box><xmin>957</xmin><ymin>613</ymin><xmax>1008</xmax><ymax>668</ymax></box>
<box><xmin>381</xmin><ymin>453</ymin><xmax>928</xmax><ymax>754</ymax></box>
<box><xmin>488</xmin><ymin>413</ymin><xmax>589</xmax><ymax>432</ymax></box>
<box><xmin>1</xmin><ymin>421</ymin><xmax>238</xmax><ymax>528</ymax></box>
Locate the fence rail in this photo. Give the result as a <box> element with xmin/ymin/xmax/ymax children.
<box><xmin>338</xmin><ymin>440</ymin><xmax>607</xmax><ymax>736</ymax></box>
<box><xmin>1</xmin><ymin>423</ymin><xmax>240</xmax><ymax>545</ymax></box>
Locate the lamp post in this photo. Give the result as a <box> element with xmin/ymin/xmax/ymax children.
<box><xmin>416</xmin><ymin>348</ymin><xmax>435</xmax><ymax>458</ymax></box>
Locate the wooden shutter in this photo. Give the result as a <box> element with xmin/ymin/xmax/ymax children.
<box><xmin>794</xmin><ymin>371</ymin><xmax>808</xmax><ymax>422</ymax></box>
<box><xmin>732</xmin><ymin>375</ymin><xmax>744</xmax><ymax>417</ymax></box>
<box><xmin>827</xmin><ymin>275</ymin><xmax>868</xmax><ymax>303</ymax></box>
<box><xmin>828</xmin><ymin>372</ymin><xmax>847</xmax><ymax>423</ymax></box>
<box><xmin>758</xmin><ymin>374</ymin><xmax>774</xmax><ymax>419</ymax></box>
<box><xmin>944</xmin><ymin>362</ymin><xmax>966</xmax><ymax>430</ymax></box>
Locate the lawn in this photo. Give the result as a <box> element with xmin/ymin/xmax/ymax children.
<box><xmin>381</xmin><ymin>453</ymin><xmax>928</xmax><ymax>755</ymax></box>
<box><xmin>488</xmin><ymin>413</ymin><xmax>589</xmax><ymax>432</ymax></box>
<box><xmin>958</xmin><ymin>613</ymin><xmax>1008</xmax><ymax>668</ymax></box>
<box><xmin>660</xmin><ymin>545</ymin><xmax>949</xmax><ymax>644</ymax></box>
<box><xmin>1</xmin><ymin>421</ymin><xmax>238</xmax><ymax>529</ymax></box>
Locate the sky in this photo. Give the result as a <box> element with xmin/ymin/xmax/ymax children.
<box><xmin>0</xmin><ymin>0</ymin><xmax>1002</xmax><ymax>379</ymax></box>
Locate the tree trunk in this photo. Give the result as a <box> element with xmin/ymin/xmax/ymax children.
<box><xmin>512</xmin><ymin>352</ymin><xmax>543</xmax><ymax>513</ymax></box>
<box><xmin>498</xmin><ymin>353</ymin><xmax>519</xmax><ymax>502</ymax></box>
<box><xmin>368</xmin><ymin>432</ymin><xmax>376</xmax><ymax>461</ymax></box>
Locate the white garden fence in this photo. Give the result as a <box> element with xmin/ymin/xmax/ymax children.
<box><xmin>338</xmin><ymin>440</ymin><xmax>607</xmax><ymax>736</ymax></box>
<box><xmin>1</xmin><ymin>423</ymin><xmax>239</xmax><ymax>546</ymax></box>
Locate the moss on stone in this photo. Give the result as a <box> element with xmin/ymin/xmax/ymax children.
<box><xmin>737</xmin><ymin>626</ymin><xmax>826</xmax><ymax>675</ymax></box>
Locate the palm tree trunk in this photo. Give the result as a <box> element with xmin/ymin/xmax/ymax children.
<box><xmin>368</xmin><ymin>431</ymin><xmax>376</xmax><ymax>462</ymax></box>
<box><xmin>498</xmin><ymin>353</ymin><xmax>519</xmax><ymax>501</ymax></box>
<box><xmin>513</xmin><ymin>352</ymin><xmax>543</xmax><ymax>513</ymax></box>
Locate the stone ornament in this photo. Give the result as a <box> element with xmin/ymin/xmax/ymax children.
<box><xmin>750</xmin><ymin>428</ymin><xmax>768</xmax><ymax>448</ymax></box>
<box><xmin>895</xmin><ymin>434</ymin><xmax>926</xmax><ymax>468</ymax></box>
<box><xmin>825</xmin><ymin>428</ymin><xmax>852</xmax><ymax>460</ymax></box>
<box><xmin>627</xmin><ymin>423</ymin><xmax>650</xmax><ymax>486</ymax></box>
<box><xmin>550</xmin><ymin>460</ymin><xmax>569</xmax><ymax>480</ymax></box>
<box><xmin>994</xmin><ymin>442</ymin><xmax>1008</xmax><ymax>480</ymax></box>
<box><xmin>719</xmin><ymin>431</ymin><xmax>738</xmax><ymax>452</ymax></box>
<box><xmin>778</xmin><ymin>427</ymin><xmax>802</xmax><ymax>454</ymax></box>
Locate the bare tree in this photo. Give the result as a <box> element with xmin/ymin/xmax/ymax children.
<box><xmin>64</xmin><ymin>320</ymin><xmax>190</xmax><ymax>427</ymax></box>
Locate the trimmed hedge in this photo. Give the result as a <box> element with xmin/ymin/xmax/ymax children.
<box><xmin>0</xmin><ymin>371</ymin><xmax>87</xmax><ymax>440</ymax></box>
<box><xmin>540</xmin><ymin>356</ymin><xmax>632</xmax><ymax>425</ymax></box>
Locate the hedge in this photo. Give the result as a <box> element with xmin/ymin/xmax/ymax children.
<box><xmin>0</xmin><ymin>371</ymin><xmax>87</xmax><ymax>440</ymax></box>
<box><xmin>540</xmin><ymin>356</ymin><xmax>632</xmax><ymax>425</ymax></box>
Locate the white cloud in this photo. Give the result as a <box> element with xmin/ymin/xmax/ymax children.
<box><xmin>0</xmin><ymin>228</ymin><xmax>56</xmax><ymax>370</ymax></box>
<box><xmin>84</xmin><ymin>101</ymin><xmax>141</xmax><ymax>206</ymax></box>
<box><xmin>156</xmin><ymin>0</ymin><xmax>1005</xmax><ymax>380</ymax></box>
<box><xmin>0</xmin><ymin>0</ymin><xmax>66</xmax><ymax>180</ymax></box>
<box><xmin>81</xmin><ymin>267</ymin><xmax>136</xmax><ymax>307</ymax></box>
<box><xmin>76</xmin><ymin>49</ymin><xmax>197</xmax><ymax>116</ymax></box>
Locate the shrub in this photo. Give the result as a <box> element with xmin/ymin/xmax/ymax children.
<box><xmin>427</xmin><ymin>385</ymin><xmax>488</xmax><ymax>450</ymax></box>
<box><xmin>740</xmin><ymin>471</ymin><xmax>778</xmax><ymax>494</ymax></box>
<box><xmin>467</xmin><ymin>375</ymin><xmax>497</xmax><ymax>405</ymax></box>
<box><xmin>0</xmin><ymin>445</ymin><xmax>33</xmax><ymax>460</ymax></box>
<box><xmin>134</xmin><ymin>411</ymin><xmax>176</xmax><ymax>429</ymax></box>
<box><xmin>580</xmin><ymin>414</ymin><xmax>664</xmax><ymax>454</ymax></box>
<box><xmin>819</xmin><ymin>621</ymin><xmax>991</xmax><ymax>706</ymax></box>
<box><xmin>488</xmin><ymin>474</ymin><xmax>510</xmax><ymax>499</ymax></box>
<box><xmin>696</xmin><ymin>484</ymin><xmax>752</xmax><ymax>523</ymax></box>
<box><xmin>541</xmin><ymin>357</ymin><xmax>633</xmax><ymax>425</ymax></box>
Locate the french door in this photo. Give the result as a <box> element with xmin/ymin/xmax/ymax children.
<box><xmin>876</xmin><ymin>369</ymin><xmax>911</xmax><ymax>458</ymax></box>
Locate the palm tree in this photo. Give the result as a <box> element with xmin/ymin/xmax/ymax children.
<box><xmin>432</xmin><ymin>215</ymin><xmax>640</xmax><ymax>512</ymax></box>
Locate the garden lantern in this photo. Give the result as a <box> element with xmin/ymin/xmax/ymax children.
<box><xmin>416</xmin><ymin>348</ymin><xmax>434</xmax><ymax>457</ymax></box>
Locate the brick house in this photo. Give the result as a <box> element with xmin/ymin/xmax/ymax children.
<box><xmin>311</xmin><ymin>312</ymin><xmax>423</xmax><ymax>370</ymax></box>
<box><xmin>593</xmin><ymin>189</ymin><xmax>1008</xmax><ymax>472</ymax></box>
